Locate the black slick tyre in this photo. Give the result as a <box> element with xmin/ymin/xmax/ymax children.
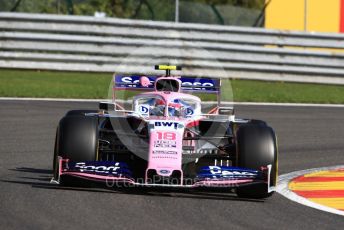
<box><xmin>53</xmin><ymin>115</ymin><xmax>99</xmax><ymax>185</ymax></box>
<box><xmin>235</xmin><ymin>123</ymin><xmax>278</xmax><ymax>199</ymax></box>
<box><xmin>65</xmin><ymin>110</ymin><xmax>98</xmax><ymax>117</ymax></box>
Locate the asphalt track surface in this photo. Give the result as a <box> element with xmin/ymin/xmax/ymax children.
<box><xmin>0</xmin><ymin>100</ymin><xmax>343</xmax><ymax>230</ymax></box>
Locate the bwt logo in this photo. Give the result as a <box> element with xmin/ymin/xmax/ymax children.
<box><xmin>155</xmin><ymin>121</ymin><xmax>183</xmax><ymax>129</ymax></box>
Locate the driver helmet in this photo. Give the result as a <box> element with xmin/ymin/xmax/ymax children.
<box><xmin>149</xmin><ymin>98</ymin><xmax>165</xmax><ymax>116</ymax></box>
<box><xmin>168</xmin><ymin>99</ymin><xmax>184</xmax><ymax>116</ymax></box>
<box><xmin>155</xmin><ymin>98</ymin><xmax>165</xmax><ymax>106</ymax></box>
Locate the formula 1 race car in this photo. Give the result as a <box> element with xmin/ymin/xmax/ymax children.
<box><xmin>52</xmin><ymin>65</ymin><xmax>278</xmax><ymax>199</ymax></box>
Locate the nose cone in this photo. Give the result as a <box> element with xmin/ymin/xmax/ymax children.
<box><xmin>146</xmin><ymin>120</ymin><xmax>185</xmax><ymax>183</ymax></box>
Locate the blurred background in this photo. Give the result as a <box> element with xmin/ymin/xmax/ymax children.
<box><xmin>0</xmin><ymin>0</ymin><xmax>265</xmax><ymax>27</ymax></box>
<box><xmin>1</xmin><ymin>0</ymin><xmax>344</xmax><ymax>102</ymax></box>
<box><xmin>1</xmin><ymin>0</ymin><xmax>344</xmax><ymax>33</ymax></box>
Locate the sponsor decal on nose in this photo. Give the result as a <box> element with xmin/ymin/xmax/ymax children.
<box><xmin>159</xmin><ymin>169</ymin><xmax>171</xmax><ymax>175</ymax></box>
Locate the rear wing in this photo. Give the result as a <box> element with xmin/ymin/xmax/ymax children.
<box><xmin>114</xmin><ymin>75</ymin><xmax>221</xmax><ymax>93</ymax></box>
<box><xmin>111</xmin><ymin>75</ymin><xmax>224</xmax><ymax>114</ymax></box>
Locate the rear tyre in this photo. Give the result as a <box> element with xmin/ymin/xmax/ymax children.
<box><xmin>235</xmin><ymin>123</ymin><xmax>278</xmax><ymax>199</ymax></box>
<box><xmin>53</xmin><ymin>115</ymin><xmax>99</xmax><ymax>185</ymax></box>
<box><xmin>65</xmin><ymin>110</ymin><xmax>98</xmax><ymax>117</ymax></box>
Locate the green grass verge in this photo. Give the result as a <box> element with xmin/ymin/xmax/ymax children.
<box><xmin>230</xmin><ymin>79</ymin><xmax>344</xmax><ymax>104</ymax></box>
<box><xmin>0</xmin><ymin>69</ymin><xmax>111</xmax><ymax>99</ymax></box>
<box><xmin>1</xmin><ymin>69</ymin><xmax>344</xmax><ymax>104</ymax></box>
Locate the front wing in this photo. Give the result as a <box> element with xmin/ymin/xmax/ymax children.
<box><xmin>52</xmin><ymin>158</ymin><xmax>275</xmax><ymax>192</ymax></box>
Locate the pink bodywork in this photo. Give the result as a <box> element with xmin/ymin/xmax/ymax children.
<box><xmin>145</xmin><ymin>118</ymin><xmax>185</xmax><ymax>182</ymax></box>
<box><xmin>57</xmin><ymin>75</ymin><xmax>260</xmax><ymax>187</ymax></box>
<box><xmin>135</xmin><ymin>77</ymin><xmax>203</xmax><ymax>183</ymax></box>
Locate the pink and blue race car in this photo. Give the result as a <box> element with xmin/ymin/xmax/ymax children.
<box><xmin>52</xmin><ymin>65</ymin><xmax>278</xmax><ymax>199</ymax></box>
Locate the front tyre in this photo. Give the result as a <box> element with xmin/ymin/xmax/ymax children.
<box><xmin>235</xmin><ymin>124</ymin><xmax>278</xmax><ymax>199</ymax></box>
<box><xmin>53</xmin><ymin>115</ymin><xmax>99</xmax><ymax>184</ymax></box>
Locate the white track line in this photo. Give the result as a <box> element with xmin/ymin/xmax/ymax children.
<box><xmin>1</xmin><ymin>97</ymin><xmax>344</xmax><ymax>107</ymax></box>
<box><xmin>277</xmin><ymin>165</ymin><xmax>344</xmax><ymax>216</ymax></box>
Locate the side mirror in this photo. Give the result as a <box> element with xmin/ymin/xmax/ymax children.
<box><xmin>140</xmin><ymin>76</ymin><xmax>151</xmax><ymax>87</ymax></box>
<box><xmin>99</xmin><ymin>101</ymin><xmax>115</xmax><ymax>111</ymax></box>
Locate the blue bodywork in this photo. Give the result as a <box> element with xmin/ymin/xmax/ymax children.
<box><xmin>115</xmin><ymin>75</ymin><xmax>220</xmax><ymax>92</ymax></box>
<box><xmin>64</xmin><ymin>162</ymin><xmax>263</xmax><ymax>182</ymax></box>
<box><xmin>197</xmin><ymin>166</ymin><xmax>263</xmax><ymax>180</ymax></box>
<box><xmin>66</xmin><ymin>161</ymin><xmax>132</xmax><ymax>178</ymax></box>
